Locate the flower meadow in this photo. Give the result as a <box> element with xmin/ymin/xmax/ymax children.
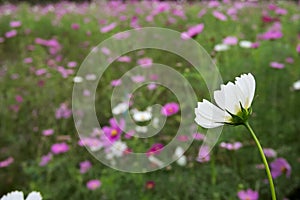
<box><xmin>0</xmin><ymin>1</ymin><xmax>300</xmax><ymax>200</ymax></box>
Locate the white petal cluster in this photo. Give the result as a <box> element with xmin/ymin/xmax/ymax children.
<box><xmin>174</xmin><ymin>147</ymin><xmax>187</xmax><ymax>166</ymax></box>
<box><xmin>131</xmin><ymin>107</ymin><xmax>152</xmax><ymax>122</ymax></box>
<box><xmin>195</xmin><ymin>73</ymin><xmax>256</xmax><ymax>128</ymax></box>
<box><xmin>293</xmin><ymin>80</ymin><xmax>300</xmax><ymax>90</ymax></box>
<box><xmin>112</xmin><ymin>102</ymin><xmax>129</xmax><ymax>115</ymax></box>
<box><xmin>1</xmin><ymin>191</ymin><xmax>42</xmax><ymax>200</ymax></box>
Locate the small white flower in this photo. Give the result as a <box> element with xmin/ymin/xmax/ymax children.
<box><xmin>85</xmin><ymin>74</ymin><xmax>97</xmax><ymax>81</ymax></box>
<box><xmin>214</xmin><ymin>44</ymin><xmax>230</xmax><ymax>52</ymax></box>
<box><xmin>173</xmin><ymin>147</ymin><xmax>187</xmax><ymax>166</ymax></box>
<box><xmin>239</xmin><ymin>40</ymin><xmax>252</xmax><ymax>48</ymax></box>
<box><xmin>148</xmin><ymin>155</ymin><xmax>164</xmax><ymax>167</ymax></box>
<box><xmin>132</xmin><ymin>111</ymin><xmax>152</xmax><ymax>122</ymax></box>
<box><xmin>135</xmin><ymin>126</ymin><xmax>148</xmax><ymax>133</ymax></box>
<box><xmin>73</xmin><ymin>76</ymin><xmax>83</xmax><ymax>83</ymax></box>
<box><xmin>109</xmin><ymin>141</ymin><xmax>127</xmax><ymax>158</ymax></box>
<box><xmin>112</xmin><ymin>102</ymin><xmax>129</xmax><ymax>115</ymax></box>
<box><xmin>195</xmin><ymin>73</ymin><xmax>256</xmax><ymax>128</ymax></box>
<box><xmin>1</xmin><ymin>191</ymin><xmax>42</xmax><ymax>200</ymax></box>
<box><xmin>292</xmin><ymin>80</ymin><xmax>300</xmax><ymax>90</ymax></box>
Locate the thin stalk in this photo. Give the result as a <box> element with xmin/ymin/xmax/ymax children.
<box><xmin>244</xmin><ymin>121</ymin><xmax>276</xmax><ymax>200</ymax></box>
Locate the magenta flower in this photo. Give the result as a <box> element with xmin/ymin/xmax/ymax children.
<box><xmin>86</xmin><ymin>179</ymin><xmax>101</xmax><ymax>190</ymax></box>
<box><xmin>275</xmin><ymin>8</ymin><xmax>287</xmax><ymax>15</ymax></box>
<box><xmin>101</xmin><ymin>47</ymin><xmax>111</xmax><ymax>55</ymax></box>
<box><xmin>67</xmin><ymin>61</ymin><xmax>77</xmax><ymax>68</ymax></box>
<box><xmin>0</xmin><ymin>157</ymin><xmax>14</xmax><ymax>168</ymax></box>
<box><xmin>223</xmin><ymin>36</ymin><xmax>238</xmax><ymax>45</ymax></box>
<box><xmin>10</xmin><ymin>20</ymin><xmax>22</xmax><ymax>28</ymax></box>
<box><xmin>220</xmin><ymin>142</ymin><xmax>243</xmax><ymax>150</ymax></box>
<box><xmin>35</xmin><ymin>68</ymin><xmax>47</xmax><ymax>76</ymax></box>
<box><xmin>71</xmin><ymin>23</ymin><xmax>80</xmax><ymax>30</ymax></box>
<box><xmin>5</xmin><ymin>30</ymin><xmax>17</xmax><ymax>38</ymax></box>
<box><xmin>51</xmin><ymin>142</ymin><xmax>69</xmax><ymax>154</ymax></box>
<box><xmin>15</xmin><ymin>95</ymin><xmax>23</xmax><ymax>103</ymax></box>
<box><xmin>39</xmin><ymin>153</ymin><xmax>52</xmax><ymax>166</ymax></box>
<box><xmin>23</xmin><ymin>57</ymin><xmax>33</xmax><ymax>64</ymax></box>
<box><xmin>137</xmin><ymin>57</ymin><xmax>153</xmax><ymax>68</ymax></box>
<box><xmin>117</xmin><ymin>56</ymin><xmax>131</xmax><ymax>63</ymax></box>
<box><xmin>102</xmin><ymin>118</ymin><xmax>125</xmax><ymax>143</ymax></box>
<box><xmin>146</xmin><ymin>143</ymin><xmax>164</xmax><ymax>157</ymax></box>
<box><xmin>270</xmin><ymin>158</ymin><xmax>291</xmax><ymax>178</ymax></box>
<box><xmin>237</xmin><ymin>189</ymin><xmax>259</xmax><ymax>200</ymax></box>
<box><xmin>263</xmin><ymin>148</ymin><xmax>277</xmax><ymax>158</ymax></box>
<box><xmin>270</xmin><ymin>62</ymin><xmax>284</xmax><ymax>69</ymax></box>
<box><xmin>196</xmin><ymin>145</ymin><xmax>210</xmax><ymax>163</ymax></box>
<box><xmin>131</xmin><ymin>75</ymin><xmax>145</xmax><ymax>83</ymax></box>
<box><xmin>161</xmin><ymin>102</ymin><xmax>179</xmax><ymax>116</ymax></box>
<box><xmin>42</xmin><ymin>129</ymin><xmax>54</xmax><ymax>136</ymax></box>
<box><xmin>181</xmin><ymin>23</ymin><xmax>204</xmax><ymax>40</ymax></box>
<box><xmin>258</xmin><ymin>30</ymin><xmax>283</xmax><ymax>40</ymax></box>
<box><xmin>297</xmin><ymin>44</ymin><xmax>300</xmax><ymax>54</ymax></box>
<box><xmin>100</xmin><ymin>22</ymin><xmax>117</xmax><ymax>33</ymax></box>
<box><xmin>145</xmin><ymin>181</ymin><xmax>155</xmax><ymax>190</ymax></box>
<box><xmin>285</xmin><ymin>57</ymin><xmax>294</xmax><ymax>63</ymax></box>
<box><xmin>55</xmin><ymin>103</ymin><xmax>72</xmax><ymax>119</ymax></box>
<box><xmin>212</xmin><ymin>10</ymin><xmax>227</xmax><ymax>21</ymax></box>
<box><xmin>111</xmin><ymin>79</ymin><xmax>122</xmax><ymax>87</ymax></box>
<box><xmin>192</xmin><ymin>132</ymin><xmax>205</xmax><ymax>141</ymax></box>
<box><xmin>79</xmin><ymin>160</ymin><xmax>92</xmax><ymax>174</ymax></box>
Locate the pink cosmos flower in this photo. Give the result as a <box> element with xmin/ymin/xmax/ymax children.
<box><xmin>51</xmin><ymin>142</ymin><xmax>69</xmax><ymax>154</ymax></box>
<box><xmin>220</xmin><ymin>142</ymin><xmax>243</xmax><ymax>150</ymax></box>
<box><xmin>71</xmin><ymin>23</ymin><xmax>80</xmax><ymax>30</ymax></box>
<box><xmin>125</xmin><ymin>130</ymin><xmax>135</xmax><ymax>139</ymax></box>
<box><xmin>177</xmin><ymin>135</ymin><xmax>189</xmax><ymax>142</ymax></box>
<box><xmin>275</xmin><ymin>8</ymin><xmax>287</xmax><ymax>15</ymax></box>
<box><xmin>15</xmin><ymin>95</ymin><xmax>23</xmax><ymax>103</ymax></box>
<box><xmin>198</xmin><ymin>9</ymin><xmax>206</xmax><ymax>18</ymax></box>
<box><xmin>117</xmin><ymin>56</ymin><xmax>131</xmax><ymax>63</ymax></box>
<box><xmin>147</xmin><ymin>83</ymin><xmax>157</xmax><ymax>90</ymax></box>
<box><xmin>111</xmin><ymin>79</ymin><xmax>122</xmax><ymax>87</ymax></box>
<box><xmin>137</xmin><ymin>57</ymin><xmax>153</xmax><ymax>68</ymax></box>
<box><xmin>23</xmin><ymin>57</ymin><xmax>33</xmax><ymax>64</ymax></box>
<box><xmin>79</xmin><ymin>160</ymin><xmax>92</xmax><ymax>174</ymax></box>
<box><xmin>0</xmin><ymin>157</ymin><xmax>14</xmax><ymax>168</ymax></box>
<box><xmin>55</xmin><ymin>103</ymin><xmax>72</xmax><ymax>119</ymax></box>
<box><xmin>270</xmin><ymin>62</ymin><xmax>284</xmax><ymax>69</ymax></box>
<box><xmin>130</xmin><ymin>16</ymin><xmax>140</xmax><ymax>29</ymax></box>
<box><xmin>161</xmin><ymin>102</ymin><xmax>179</xmax><ymax>116</ymax></box>
<box><xmin>285</xmin><ymin>57</ymin><xmax>294</xmax><ymax>63</ymax></box>
<box><xmin>35</xmin><ymin>69</ymin><xmax>47</xmax><ymax>76</ymax></box>
<box><xmin>102</xmin><ymin>118</ymin><xmax>125</xmax><ymax>143</ymax></box>
<box><xmin>146</xmin><ymin>143</ymin><xmax>164</xmax><ymax>157</ymax></box>
<box><xmin>67</xmin><ymin>61</ymin><xmax>77</xmax><ymax>68</ymax></box>
<box><xmin>101</xmin><ymin>47</ymin><xmax>111</xmax><ymax>55</ymax></box>
<box><xmin>113</xmin><ymin>32</ymin><xmax>130</xmax><ymax>40</ymax></box>
<box><xmin>258</xmin><ymin>30</ymin><xmax>283</xmax><ymax>40</ymax></box>
<box><xmin>297</xmin><ymin>44</ymin><xmax>300</xmax><ymax>54</ymax></box>
<box><xmin>208</xmin><ymin>1</ymin><xmax>220</xmax><ymax>8</ymax></box>
<box><xmin>270</xmin><ymin>158</ymin><xmax>291</xmax><ymax>178</ymax></box>
<box><xmin>196</xmin><ymin>145</ymin><xmax>210</xmax><ymax>163</ymax></box>
<box><xmin>39</xmin><ymin>153</ymin><xmax>52</xmax><ymax>166</ymax></box>
<box><xmin>212</xmin><ymin>10</ymin><xmax>227</xmax><ymax>21</ymax></box>
<box><xmin>223</xmin><ymin>36</ymin><xmax>238</xmax><ymax>45</ymax></box>
<box><xmin>86</xmin><ymin>179</ymin><xmax>101</xmax><ymax>190</ymax></box>
<box><xmin>237</xmin><ymin>189</ymin><xmax>259</xmax><ymax>200</ymax></box>
<box><xmin>57</xmin><ymin>66</ymin><xmax>74</xmax><ymax>78</ymax></box>
<box><xmin>251</xmin><ymin>42</ymin><xmax>260</xmax><ymax>49</ymax></box>
<box><xmin>10</xmin><ymin>21</ymin><xmax>22</xmax><ymax>28</ymax></box>
<box><xmin>131</xmin><ymin>75</ymin><xmax>145</xmax><ymax>83</ymax></box>
<box><xmin>5</xmin><ymin>30</ymin><xmax>17</xmax><ymax>38</ymax></box>
<box><xmin>192</xmin><ymin>132</ymin><xmax>205</xmax><ymax>141</ymax></box>
<box><xmin>42</xmin><ymin>129</ymin><xmax>54</xmax><ymax>136</ymax></box>
<box><xmin>101</xmin><ymin>22</ymin><xmax>117</xmax><ymax>33</ymax></box>
<box><xmin>181</xmin><ymin>23</ymin><xmax>204</xmax><ymax>40</ymax></box>
<box><xmin>263</xmin><ymin>148</ymin><xmax>277</xmax><ymax>158</ymax></box>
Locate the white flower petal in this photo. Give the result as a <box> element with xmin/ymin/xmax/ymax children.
<box><xmin>1</xmin><ymin>191</ymin><xmax>24</xmax><ymax>200</ymax></box>
<box><xmin>26</xmin><ymin>192</ymin><xmax>42</xmax><ymax>200</ymax></box>
<box><xmin>235</xmin><ymin>73</ymin><xmax>255</xmax><ymax>108</ymax></box>
<box><xmin>195</xmin><ymin>100</ymin><xmax>230</xmax><ymax>128</ymax></box>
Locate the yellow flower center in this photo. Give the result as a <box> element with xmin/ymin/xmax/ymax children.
<box><xmin>111</xmin><ymin>129</ymin><xmax>118</xmax><ymax>136</ymax></box>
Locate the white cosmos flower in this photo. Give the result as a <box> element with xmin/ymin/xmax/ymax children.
<box><xmin>112</xmin><ymin>102</ymin><xmax>129</xmax><ymax>115</ymax></box>
<box><xmin>239</xmin><ymin>40</ymin><xmax>252</xmax><ymax>48</ymax></box>
<box><xmin>214</xmin><ymin>44</ymin><xmax>230</xmax><ymax>52</ymax></box>
<box><xmin>195</xmin><ymin>73</ymin><xmax>256</xmax><ymax>128</ymax></box>
<box><xmin>174</xmin><ymin>147</ymin><xmax>187</xmax><ymax>166</ymax></box>
<box><xmin>1</xmin><ymin>191</ymin><xmax>42</xmax><ymax>200</ymax></box>
<box><xmin>131</xmin><ymin>108</ymin><xmax>152</xmax><ymax>122</ymax></box>
<box><xmin>292</xmin><ymin>80</ymin><xmax>300</xmax><ymax>90</ymax></box>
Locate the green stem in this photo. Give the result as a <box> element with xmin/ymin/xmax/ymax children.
<box><xmin>244</xmin><ymin>121</ymin><xmax>276</xmax><ymax>200</ymax></box>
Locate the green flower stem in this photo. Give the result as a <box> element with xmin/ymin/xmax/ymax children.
<box><xmin>244</xmin><ymin>121</ymin><xmax>276</xmax><ymax>200</ymax></box>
